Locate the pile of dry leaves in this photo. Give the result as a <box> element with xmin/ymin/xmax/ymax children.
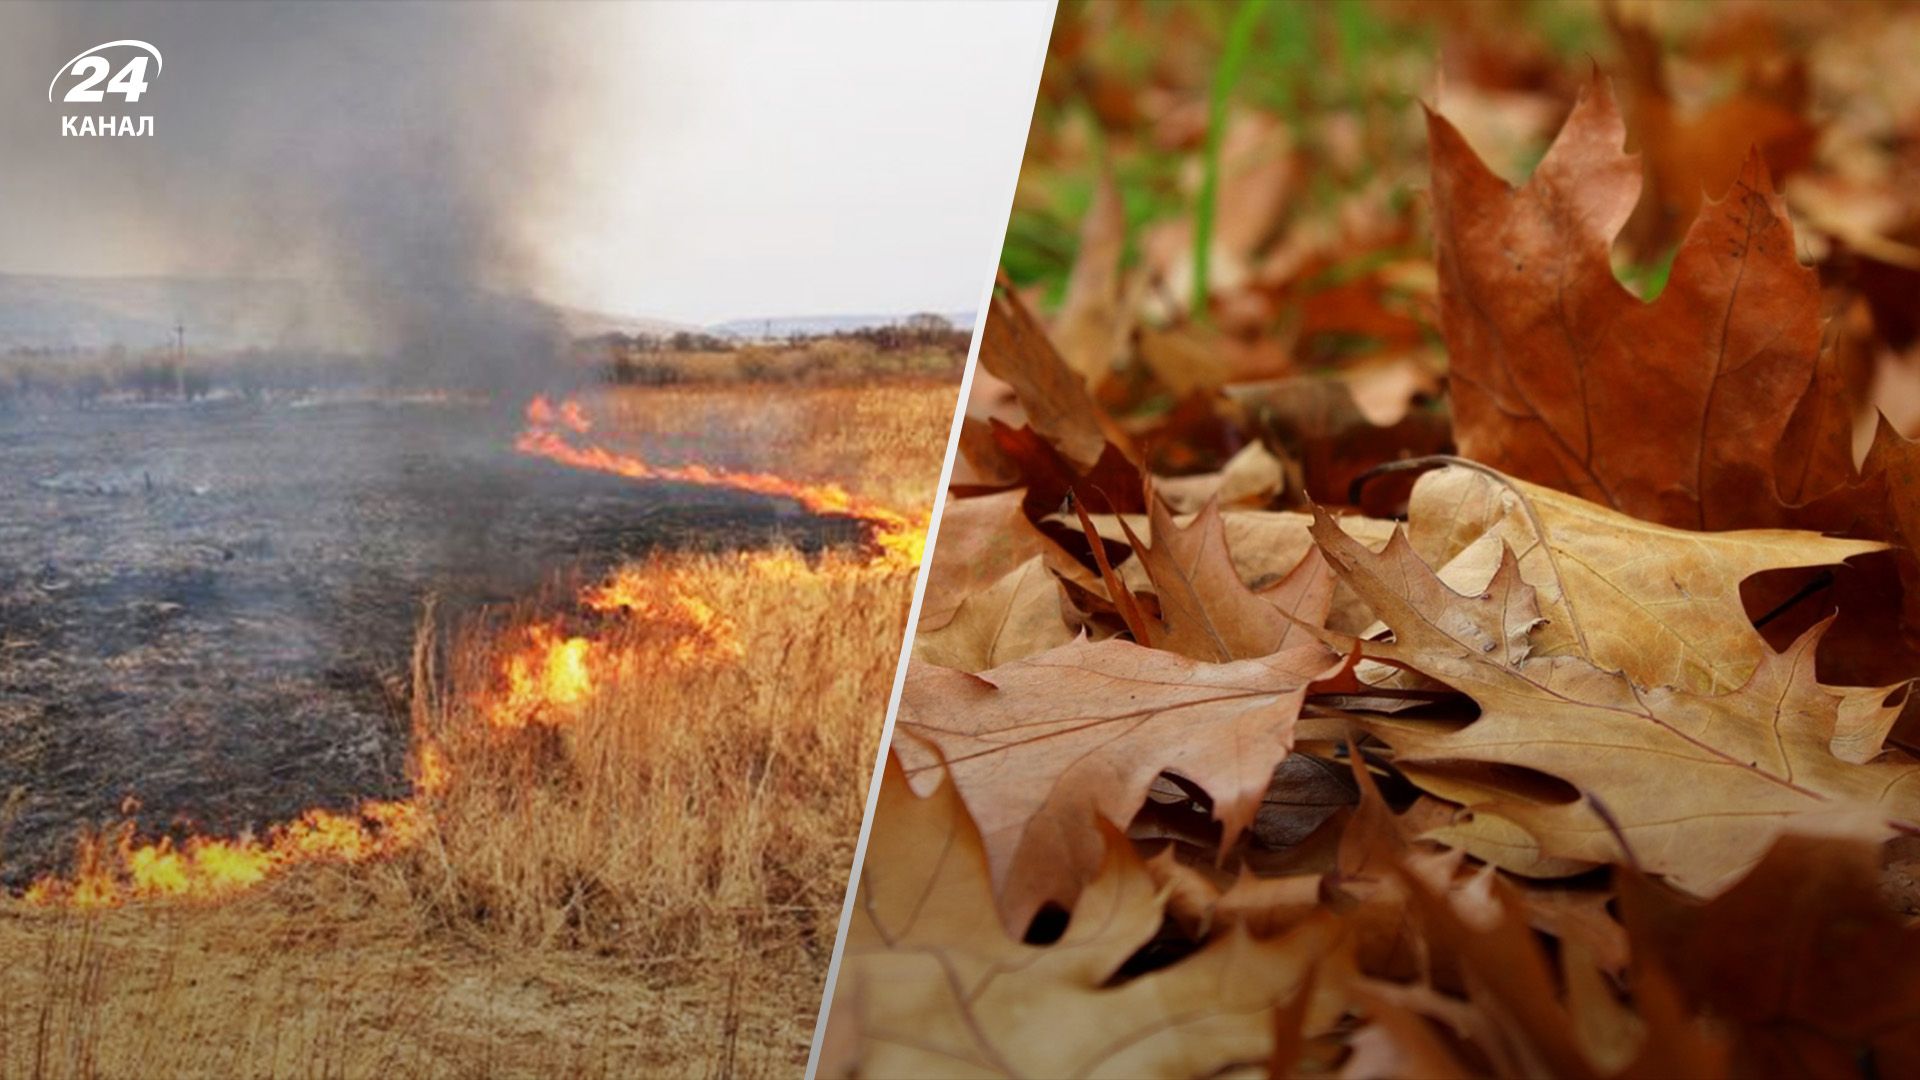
<box><xmin>824</xmin><ymin>4</ymin><xmax>1920</xmax><ymax>1077</ymax></box>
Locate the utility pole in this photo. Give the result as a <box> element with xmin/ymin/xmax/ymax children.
<box><xmin>173</xmin><ymin>316</ymin><xmax>186</xmax><ymax>400</ymax></box>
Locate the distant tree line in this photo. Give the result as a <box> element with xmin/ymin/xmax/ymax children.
<box><xmin>0</xmin><ymin>310</ymin><xmax>974</xmax><ymax>405</ymax></box>
<box><xmin>0</xmin><ymin>345</ymin><xmax>371</xmax><ymax>409</ymax></box>
<box><xmin>594</xmin><ymin>313</ymin><xmax>969</xmax><ymax>387</ymax></box>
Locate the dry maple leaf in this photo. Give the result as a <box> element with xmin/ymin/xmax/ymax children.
<box><xmin>1431</xmin><ymin>73</ymin><xmax>1820</xmax><ymax>531</ymax></box>
<box><xmin>1402</xmin><ymin>464</ymin><xmax>1883</xmax><ymax>694</ymax></box>
<box><xmin>1310</xmin><ymin>507</ymin><xmax>1920</xmax><ymax>897</ymax></box>
<box><xmin>896</xmin><ymin>630</ymin><xmax>1346</xmax><ymax>929</ymax></box>
<box><xmin>829</xmin><ymin>755</ymin><xmax>1341</xmax><ymax>1079</ymax></box>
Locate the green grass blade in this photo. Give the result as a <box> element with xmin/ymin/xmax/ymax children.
<box><xmin>1192</xmin><ymin>0</ymin><xmax>1268</xmax><ymax>321</ymax></box>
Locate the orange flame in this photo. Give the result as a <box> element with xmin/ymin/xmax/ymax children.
<box><xmin>584</xmin><ymin>566</ymin><xmax>745</xmax><ymax>662</ymax></box>
<box><xmin>20</xmin><ymin>394</ymin><xmax>928</xmax><ymax>907</ymax></box>
<box><xmin>22</xmin><ymin>789</ymin><xmax>434</xmax><ymax>908</ymax></box>
<box><xmin>490</xmin><ymin>623</ymin><xmax>597</xmax><ymax>729</ymax></box>
<box><xmin>414</xmin><ymin>740</ymin><xmax>450</xmax><ymax>797</ymax></box>
<box><xmin>525</xmin><ymin>395</ymin><xmax>593</xmax><ymax>434</ymax></box>
<box><xmin>485</xmin><ymin>564</ymin><xmax>751</xmax><ymax>729</ymax></box>
<box><xmin>516</xmin><ymin>396</ymin><xmax>927</xmax><ymax>571</ymax></box>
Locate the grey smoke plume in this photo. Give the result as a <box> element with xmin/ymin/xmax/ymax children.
<box><xmin>0</xmin><ymin>0</ymin><xmax>588</xmax><ymax>392</ymax></box>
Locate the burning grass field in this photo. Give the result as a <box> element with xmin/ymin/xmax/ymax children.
<box><xmin>0</xmin><ymin>375</ymin><xmax>959</xmax><ymax>1076</ymax></box>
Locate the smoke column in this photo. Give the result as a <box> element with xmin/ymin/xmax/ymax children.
<box><xmin>0</xmin><ymin>0</ymin><xmax>591</xmax><ymax>392</ymax></box>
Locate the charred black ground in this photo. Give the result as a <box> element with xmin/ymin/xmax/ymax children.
<box><xmin>0</xmin><ymin>397</ymin><xmax>862</xmax><ymax>887</ymax></box>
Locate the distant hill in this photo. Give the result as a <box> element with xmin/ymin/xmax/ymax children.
<box><xmin>706</xmin><ymin>312</ymin><xmax>975</xmax><ymax>339</ymax></box>
<box><xmin>0</xmin><ymin>273</ymin><xmax>970</xmax><ymax>355</ymax></box>
<box><xmin>0</xmin><ymin>273</ymin><xmax>369</xmax><ymax>354</ymax></box>
<box><xmin>549</xmin><ymin>305</ymin><xmax>700</xmax><ymax>342</ymax></box>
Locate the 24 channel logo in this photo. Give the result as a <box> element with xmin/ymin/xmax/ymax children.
<box><xmin>48</xmin><ymin>39</ymin><xmax>162</xmax><ymax>138</ymax></box>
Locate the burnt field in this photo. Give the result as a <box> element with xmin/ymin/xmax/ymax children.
<box><xmin>0</xmin><ymin>396</ymin><xmax>862</xmax><ymax>886</ymax></box>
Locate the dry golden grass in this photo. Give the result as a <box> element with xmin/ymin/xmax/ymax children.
<box><xmin>591</xmin><ymin>379</ymin><xmax>961</xmax><ymax>510</ymax></box>
<box><xmin>0</xmin><ymin>379</ymin><xmax>958</xmax><ymax>1078</ymax></box>
<box><xmin>596</xmin><ymin>339</ymin><xmax>963</xmax><ymax>389</ymax></box>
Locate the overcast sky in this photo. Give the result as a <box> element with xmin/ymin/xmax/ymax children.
<box><xmin>0</xmin><ymin>1</ymin><xmax>1052</xmax><ymax>325</ymax></box>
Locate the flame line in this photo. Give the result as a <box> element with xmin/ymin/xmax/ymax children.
<box><xmin>19</xmin><ymin>395</ymin><xmax>927</xmax><ymax>907</ymax></box>
<box><xmin>515</xmin><ymin>395</ymin><xmax>926</xmax><ymax>570</ymax></box>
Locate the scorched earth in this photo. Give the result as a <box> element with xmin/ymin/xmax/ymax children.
<box><xmin>0</xmin><ymin>394</ymin><xmax>863</xmax><ymax>888</ymax></box>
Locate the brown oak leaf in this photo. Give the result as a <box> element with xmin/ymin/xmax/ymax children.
<box><xmin>979</xmin><ymin>271</ymin><xmax>1131</xmax><ymax>469</ymax></box>
<box><xmin>1310</xmin><ymin>507</ymin><xmax>1920</xmax><ymax>897</ymax></box>
<box><xmin>1431</xmin><ymin>73</ymin><xmax>1819</xmax><ymax>531</ymax></box>
<box><xmin>1124</xmin><ymin>496</ymin><xmax>1335</xmax><ymax>662</ymax></box>
<box><xmin>919</xmin><ymin>488</ymin><xmax>1051</xmax><ymax>631</ymax></box>
<box><xmin>828</xmin><ymin>754</ymin><xmax>1340</xmax><ymax>1079</ymax></box>
<box><xmin>915</xmin><ymin>556</ymin><xmax>1075</xmax><ymax>672</ymax></box>
<box><xmin>897</xmin><ymin>632</ymin><xmax>1346</xmax><ymax>928</ymax></box>
<box><xmin>1403</xmin><ymin>464</ymin><xmax>1882</xmax><ymax>694</ymax></box>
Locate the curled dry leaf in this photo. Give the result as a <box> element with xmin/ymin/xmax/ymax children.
<box><xmin>919</xmin><ymin>488</ymin><xmax>1050</xmax><ymax>631</ymax></box>
<box><xmin>979</xmin><ymin>272</ymin><xmax>1129</xmax><ymax>470</ymax></box>
<box><xmin>1355</xmin><ymin>853</ymin><xmax>1730</xmax><ymax>1080</ymax></box>
<box><xmin>915</xmin><ymin>556</ymin><xmax>1075</xmax><ymax>672</ymax></box>
<box><xmin>1072</xmin><ymin>507</ymin><xmax>1398</xmax><ymax>636</ymax></box>
<box><xmin>830</xmin><ymin>755</ymin><xmax>1341</xmax><ymax>1080</ymax></box>
<box><xmin>897</xmin><ymin>631</ymin><xmax>1346</xmax><ymax>929</ymax></box>
<box><xmin>1310</xmin><ymin>507</ymin><xmax>1920</xmax><ymax>897</ymax></box>
<box><xmin>1404</xmin><ymin>464</ymin><xmax>1884</xmax><ymax>694</ymax></box>
<box><xmin>1155</xmin><ymin>439</ymin><xmax>1287</xmax><ymax>513</ymax></box>
<box><xmin>1125</xmin><ymin>496</ymin><xmax>1335</xmax><ymax>663</ymax></box>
